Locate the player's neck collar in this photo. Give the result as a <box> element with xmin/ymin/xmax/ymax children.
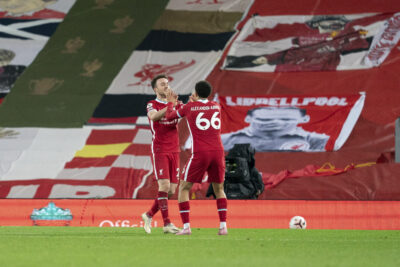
<box><xmin>197</xmin><ymin>98</ymin><xmax>209</xmax><ymax>103</ymax></box>
<box><xmin>155</xmin><ymin>98</ymin><xmax>168</xmax><ymax>104</ymax></box>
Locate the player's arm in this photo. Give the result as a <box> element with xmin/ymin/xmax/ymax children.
<box><xmin>165</xmin><ymin>89</ymin><xmax>185</xmax><ymax>120</ymax></box>
<box><xmin>147</xmin><ymin>106</ymin><xmax>167</xmax><ymax>122</ymax></box>
<box><xmin>165</xmin><ymin>103</ymin><xmax>183</xmax><ymax>120</ymax></box>
<box><xmin>165</xmin><ymin>103</ymin><xmax>177</xmax><ymax>119</ymax></box>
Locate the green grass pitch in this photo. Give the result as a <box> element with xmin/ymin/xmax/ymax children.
<box><xmin>0</xmin><ymin>226</ymin><xmax>399</xmax><ymax>267</ymax></box>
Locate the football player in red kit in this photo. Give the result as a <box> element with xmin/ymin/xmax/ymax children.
<box><xmin>141</xmin><ymin>74</ymin><xmax>181</xmax><ymax>234</ymax></box>
<box><xmin>165</xmin><ymin>80</ymin><xmax>228</xmax><ymax>235</ymax></box>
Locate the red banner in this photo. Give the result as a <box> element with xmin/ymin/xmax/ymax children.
<box><xmin>219</xmin><ymin>93</ymin><xmax>365</xmax><ymax>151</ymax></box>
<box><xmin>223</xmin><ymin>13</ymin><xmax>398</xmax><ymax>72</ymax></box>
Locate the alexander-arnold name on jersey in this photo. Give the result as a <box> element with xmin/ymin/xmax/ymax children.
<box><xmin>190</xmin><ymin>105</ymin><xmax>219</xmax><ymax>111</ymax></box>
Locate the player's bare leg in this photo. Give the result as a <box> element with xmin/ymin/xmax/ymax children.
<box><xmin>212</xmin><ymin>182</ymin><xmax>228</xmax><ymax>235</ymax></box>
<box><xmin>176</xmin><ymin>180</ymin><xmax>193</xmax><ymax>235</ymax></box>
<box><xmin>168</xmin><ymin>182</ymin><xmax>178</xmax><ymax>199</ymax></box>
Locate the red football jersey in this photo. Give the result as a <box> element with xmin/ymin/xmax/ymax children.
<box><xmin>147</xmin><ymin>99</ymin><xmax>181</xmax><ymax>153</ymax></box>
<box><xmin>166</xmin><ymin>99</ymin><xmax>224</xmax><ymax>153</ymax></box>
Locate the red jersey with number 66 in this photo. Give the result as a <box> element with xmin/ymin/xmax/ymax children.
<box><xmin>166</xmin><ymin>99</ymin><xmax>224</xmax><ymax>153</ymax></box>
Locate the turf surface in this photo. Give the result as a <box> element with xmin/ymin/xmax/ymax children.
<box><xmin>0</xmin><ymin>227</ymin><xmax>399</xmax><ymax>267</ymax></box>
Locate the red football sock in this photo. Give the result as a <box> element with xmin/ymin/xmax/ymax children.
<box><xmin>179</xmin><ymin>201</ymin><xmax>190</xmax><ymax>225</ymax></box>
<box><xmin>157</xmin><ymin>191</ymin><xmax>171</xmax><ymax>226</ymax></box>
<box><xmin>217</xmin><ymin>198</ymin><xmax>227</xmax><ymax>223</ymax></box>
<box><xmin>146</xmin><ymin>198</ymin><xmax>159</xmax><ymax>217</ymax></box>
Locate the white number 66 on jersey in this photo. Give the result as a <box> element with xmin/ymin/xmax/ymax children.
<box><xmin>195</xmin><ymin>112</ymin><xmax>220</xmax><ymax>130</ymax></box>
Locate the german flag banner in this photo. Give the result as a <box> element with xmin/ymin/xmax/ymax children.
<box><xmin>219</xmin><ymin>93</ymin><xmax>365</xmax><ymax>151</ymax></box>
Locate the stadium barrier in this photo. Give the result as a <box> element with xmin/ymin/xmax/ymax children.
<box><xmin>0</xmin><ymin>199</ymin><xmax>399</xmax><ymax>230</ymax></box>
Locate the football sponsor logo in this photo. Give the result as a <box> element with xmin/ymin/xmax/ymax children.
<box><xmin>99</xmin><ymin>219</ymin><xmax>158</xmax><ymax>228</ymax></box>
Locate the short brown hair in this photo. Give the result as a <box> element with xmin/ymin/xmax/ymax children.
<box><xmin>151</xmin><ymin>74</ymin><xmax>167</xmax><ymax>89</ymax></box>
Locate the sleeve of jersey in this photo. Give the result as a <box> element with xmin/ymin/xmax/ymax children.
<box><xmin>165</xmin><ymin>102</ymin><xmax>185</xmax><ymax>119</ymax></box>
<box><xmin>146</xmin><ymin>102</ymin><xmax>155</xmax><ymax>114</ymax></box>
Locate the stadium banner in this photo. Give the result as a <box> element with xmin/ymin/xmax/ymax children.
<box><xmin>222</xmin><ymin>13</ymin><xmax>398</xmax><ymax>72</ymax></box>
<box><xmin>0</xmin><ymin>39</ymin><xmax>46</xmax><ymax>94</ymax></box>
<box><xmin>0</xmin><ymin>126</ymin><xmax>155</xmax><ymax>199</ymax></box>
<box><xmin>0</xmin><ymin>128</ymin><xmax>38</xmax><ymax>178</ymax></box>
<box><xmin>89</xmin><ymin>0</ymin><xmax>252</xmax><ymax>125</ymax></box>
<box><xmin>0</xmin><ymin>0</ymin><xmax>169</xmax><ymax>127</ymax></box>
<box><xmin>89</xmin><ymin>94</ymin><xmax>188</xmax><ymax>125</ymax></box>
<box><xmin>364</xmin><ymin>13</ymin><xmax>400</xmax><ymax>67</ymax></box>
<box><xmin>0</xmin><ymin>39</ymin><xmax>47</xmax><ymax>67</ymax></box>
<box><xmin>0</xmin><ymin>0</ymin><xmax>76</xmax><ymax>19</ymax></box>
<box><xmin>0</xmin><ymin>199</ymin><xmax>399</xmax><ymax>230</ymax></box>
<box><xmin>104</xmin><ymin>51</ymin><xmax>224</xmax><ymax>96</ymax></box>
<box><xmin>165</xmin><ymin>0</ymin><xmax>252</xmax><ymax>12</ymax></box>
<box><xmin>219</xmin><ymin>93</ymin><xmax>365</xmax><ymax>152</ymax></box>
<box><xmin>153</xmin><ymin>10</ymin><xmax>243</xmax><ymax>34</ymax></box>
<box><xmin>0</xmin><ymin>0</ymin><xmax>76</xmax><ymax>97</ymax></box>
<box><xmin>90</xmin><ymin>50</ymin><xmax>221</xmax><ymax>123</ymax></box>
<box><xmin>136</xmin><ymin>30</ymin><xmax>234</xmax><ymax>52</ymax></box>
<box><xmin>0</xmin><ymin>128</ymin><xmax>91</xmax><ymax>180</ymax></box>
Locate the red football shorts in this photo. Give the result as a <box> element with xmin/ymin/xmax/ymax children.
<box><xmin>152</xmin><ymin>152</ymin><xmax>180</xmax><ymax>183</ymax></box>
<box><xmin>182</xmin><ymin>150</ymin><xmax>225</xmax><ymax>184</ymax></box>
